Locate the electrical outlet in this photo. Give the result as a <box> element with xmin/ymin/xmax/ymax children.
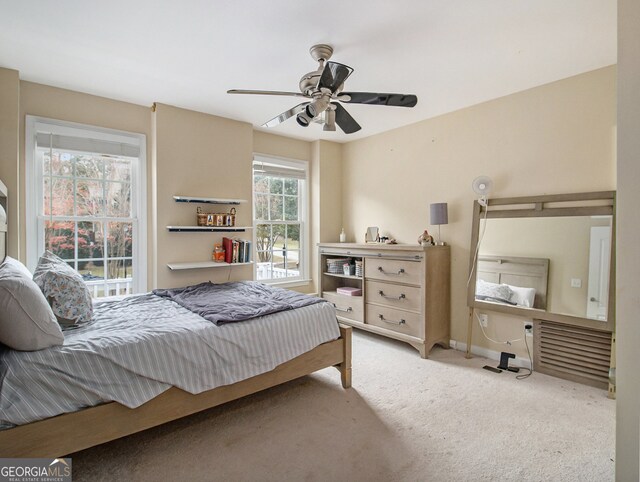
<box><xmin>524</xmin><ymin>322</ymin><xmax>533</xmax><ymax>336</ymax></box>
<box><xmin>571</xmin><ymin>278</ymin><xmax>582</xmax><ymax>288</ymax></box>
<box><xmin>478</xmin><ymin>313</ymin><xmax>488</xmax><ymax>327</ymax></box>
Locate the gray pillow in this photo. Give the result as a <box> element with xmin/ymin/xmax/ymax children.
<box><xmin>0</xmin><ymin>256</ymin><xmax>64</xmax><ymax>350</ymax></box>
<box><xmin>33</xmin><ymin>251</ymin><xmax>93</xmax><ymax>325</ymax></box>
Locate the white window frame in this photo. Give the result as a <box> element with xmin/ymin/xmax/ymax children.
<box><xmin>253</xmin><ymin>153</ymin><xmax>310</xmax><ymax>287</ymax></box>
<box><xmin>25</xmin><ymin>115</ymin><xmax>147</xmax><ymax>295</ymax></box>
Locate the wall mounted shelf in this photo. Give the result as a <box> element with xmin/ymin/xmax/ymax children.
<box><xmin>173</xmin><ymin>196</ymin><xmax>248</xmax><ymax>205</ymax></box>
<box><xmin>167</xmin><ymin>261</ymin><xmax>253</xmax><ymax>270</ymax></box>
<box><xmin>166</xmin><ymin>226</ymin><xmax>252</xmax><ymax>233</ymax></box>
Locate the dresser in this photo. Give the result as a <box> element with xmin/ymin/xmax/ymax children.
<box><xmin>318</xmin><ymin>243</ymin><xmax>450</xmax><ymax>358</ymax></box>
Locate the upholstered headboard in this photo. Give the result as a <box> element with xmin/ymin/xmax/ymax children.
<box><xmin>0</xmin><ymin>179</ymin><xmax>7</xmax><ymax>262</ymax></box>
<box><xmin>476</xmin><ymin>255</ymin><xmax>549</xmax><ymax>309</ymax></box>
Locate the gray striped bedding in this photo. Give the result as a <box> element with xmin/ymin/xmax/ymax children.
<box><xmin>0</xmin><ymin>293</ymin><xmax>340</xmax><ymax>429</ymax></box>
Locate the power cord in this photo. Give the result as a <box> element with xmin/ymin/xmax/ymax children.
<box><xmin>474</xmin><ymin>311</ymin><xmax>523</xmax><ymax>345</ymax></box>
<box><xmin>475</xmin><ymin>313</ymin><xmax>534</xmax><ymax>380</ymax></box>
<box><xmin>516</xmin><ymin>323</ymin><xmax>533</xmax><ymax>380</ymax></box>
<box><xmin>466</xmin><ymin>202</ymin><xmax>489</xmax><ymax>288</ymax></box>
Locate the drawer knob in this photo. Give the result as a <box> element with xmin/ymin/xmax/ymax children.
<box><xmin>378</xmin><ymin>314</ymin><xmax>406</xmax><ymax>325</ymax></box>
<box><xmin>378</xmin><ymin>290</ymin><xmax>406</xmax><ymax>301</ymax></box>
<box><xmin>377</xmin><ymin>266</ymin><xmax>405</xmax><ymax>275</ymax></box>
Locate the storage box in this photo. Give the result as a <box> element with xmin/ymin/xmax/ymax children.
<box><xmin>337</xmin><ymin>287</ymin><xmax>362</xmax><ymax>296</ymax></box>
<box><xmin>326</xmin><ymin>258</ymin><xmax>350</xmax><ymax>274</ymax></box>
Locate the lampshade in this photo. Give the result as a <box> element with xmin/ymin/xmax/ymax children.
<box><xmin>430</xmin><ymin>203</ymin><xmax>448</xmax><ymax>226</ymax></box>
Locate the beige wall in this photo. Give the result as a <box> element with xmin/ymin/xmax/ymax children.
<box><xmin>616</xmin><ymin>0</ymin><xmax>640</xmax><ymax>478</ymax></box>
<box><xmin>153</xmin><ymin>103</ymin><xmax>254</xmax><ymax>289</ymax></box>
<box><xmin>480</xmin><ymin>216</ymin><xmax>611</xmax><ymax>319</ymax></box>
<box><xmin>342</xmin><ymin>66</ymin><xmax>616</xmax><ymax>358</ymax></box>
<box><xmin>310</xmin><ymin>140</ymin><xmax>343</xmax><ymax>294</ymax></box>
<box><xmin>0</xmin><ymin>69</ymin><xmax>20</xmax><ymax>258</ymax></box>
<box><xmin>253</xmin><ymin>130</ymin><xmax>311</xmax><ymax>162</ymax></box>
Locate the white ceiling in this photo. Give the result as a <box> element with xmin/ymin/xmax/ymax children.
<box><xmin>0</xmin><ymin>0</ymin><xmax>616</xmax><ymax>142</ymax></box>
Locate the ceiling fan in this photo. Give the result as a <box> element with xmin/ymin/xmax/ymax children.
<box><xmin>227</xmin><ymin>44</ymin><xmax>418</xmax><ymax>134</ymax></box>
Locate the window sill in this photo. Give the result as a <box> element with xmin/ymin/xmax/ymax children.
<box><xmin>260</xmin><ymin>278</ymin><xmax>312</xmax><ymax>289</ymax></box>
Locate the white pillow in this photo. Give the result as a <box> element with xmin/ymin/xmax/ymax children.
<box><xmin>0</xmin><ymin>256</ymin><xmax>64</xmax><ymax>350</ymax></box>
<box><xmin>507</xmin><ymin>284</ymin><xmax>537</xmax><ymax>308</ymax></box>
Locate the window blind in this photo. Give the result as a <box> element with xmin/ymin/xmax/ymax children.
<box><xmin>36</xmin><ymin>133</ymin><xmax>140</xmax><ymax>158</ymax></box>
<box><xmin>252</xmin><ymin>162</ymin><xmax>306</xmax><ymax>180</ymax></box>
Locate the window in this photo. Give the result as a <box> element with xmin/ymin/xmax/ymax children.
<box><xmin>253</xmin><ymin>155</ymin><xmax>308</xmax><ymax>284</ymax></box>
<box><xmin>26</xmin><ymin>116</ymin><xmax>146</xmax><ymax>297</ymax></box>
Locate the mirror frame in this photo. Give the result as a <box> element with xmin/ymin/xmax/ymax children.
<box><xmin>467</xmin><ymin>191</ymin><xmax>616</xmax><ymax>332</ymax></box>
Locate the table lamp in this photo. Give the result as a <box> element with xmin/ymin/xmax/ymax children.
<box><xmin>430</xmin><ymin>202</ymin><xmax>448</xmax><ymax>246</ymax></box>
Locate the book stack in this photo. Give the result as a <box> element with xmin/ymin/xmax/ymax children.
<box><xmin>336</xmin><ymin>287</ymin><xmax>362</xmax><ymax>296</ymax></box>
<box><xmin>222</xmin><ymin>237</ymin><xmax>252</xmax><ymax>264</ymax></box>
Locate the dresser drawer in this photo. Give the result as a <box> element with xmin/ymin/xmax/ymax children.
<box><xmin>323</xmin><ymin>291</ymin><xmax>364</xmax><ymax>322</ymax></box>
<box><xmin>366</xmin><ymin>304</ymin><xmax>421</xmax><ymax>338</ymax></box>
<box><xmin>365</xmin><ymin>257</ymin><xmax>422</xmax><ymax>285</ymax></box>
<box><xmin>365</xmin><ymin>280</ymin><xmax>422</xmax><ymax>312</ymax></box>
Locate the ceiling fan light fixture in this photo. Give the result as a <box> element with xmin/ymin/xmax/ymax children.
<box><xmin>296</xmin><ymin>112</ymin><xmax>311</xmax><ymax>127</ymax></box>
<box><xmin>306</xmin><ymin>96</ymin><xmax>330</xmax><ymax>118</ymax></box>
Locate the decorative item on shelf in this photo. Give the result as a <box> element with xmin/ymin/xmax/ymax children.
<box><xmin>337</xmin><ymin>286</ymin><xmax>362</xmax><ymax>297</ymax></box>
<box><xmin>365</xmin><ymin>226</ymin><xmax>379</xmax><ymax>243</ymax></box>
<box><xmin>377</xmin><ymin>236</ymin><xmax>397</xmax><ymax>244</ymax></box>
<box><xmin>327</xmin><ymin>258</ymin><xmax>350</xmax><ymax>274</ymax></box>
<box><xmin>197</xmin><ymin>207</ymin><xmax>208</xmax><ymax>226</ymax></box>
<box><xmin>418</xmin><ymin>229</ymin><xmax>435</xmax><ymax>247</ymax></box>
<box><xmin>213</xmin><ymin>243</ymin><xmax>225</xmax><ymax>262</ymax></box>
<box><xmin>225</xmin><ymin>208</ymin><xmax>236</xmax><ymax>227</ymax></box>
<box><xmin>429</xmin><ymin>202</ymin><xmax>448</xmax><ymax>246</ymax></box>
<box><xmin>355</xmin><ymin>259</ymin><xmax>363</xmax><ymax>277</ymax></box>
<box><xmin>339</xmin><ymin>228</ymin><xmax>346</xmax><ymax>243</ymax></box>
<box><xmin>342</xmin><ymin>261</ymin><xmax>356</xmax><ymax>276</ymax></box>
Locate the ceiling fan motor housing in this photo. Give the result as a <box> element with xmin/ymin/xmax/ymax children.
<box><xmin>299</xmin><ymin>71</ymin><xmax>322</xmax><ymax>96</ymax></box>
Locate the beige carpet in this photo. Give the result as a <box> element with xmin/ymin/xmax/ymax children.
<box><xmin>71</xmin><ymin>331</ymin><xmax>615</xmax><ymax>481</ymax></box>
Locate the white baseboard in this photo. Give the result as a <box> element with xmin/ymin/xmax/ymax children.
<box><xmin>450</xmin><ymin>339</ymin><xmax>533</xmax><ymax>370</ymax></box>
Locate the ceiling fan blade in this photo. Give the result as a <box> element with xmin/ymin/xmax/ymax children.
<box><xmin>338</xmin><ymin>92</ymin><xmax>418</xmax><ymax>107</ymax></box>
<box><xmin>317</xmin><ymin>62</ymin><xmax>354</xmax><ymax>92</ymax></box>
<box><xmin>228</xmin><ymin>89</ymin><xmax>307</xmax><ymax>98</ymax></box>
<box><xmin>332</xmin><ymin>103</ymin><xmax>361</xmax><ymax>134</ymax></box>
<box><xmin>262</xmin><ymin>102</ymin><xmax>310</xmax><ymax>128</ymax></box>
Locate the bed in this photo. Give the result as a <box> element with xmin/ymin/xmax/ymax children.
<box><xmin>0</xmin><ymin>193</ymin><xmax>351</xmax><ymax>457</ymax></box>
<box><xmin>475</xmin><ymin>255</ymin><xmax>549</xmax><ymax>309</ymax></box>
<box><xmin>0</xmin><ymin>291</ymin><xmax>351</xmax><ymax>458</ymax></box>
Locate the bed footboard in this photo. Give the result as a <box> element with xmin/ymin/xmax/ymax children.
<box><xmin>336</xmin><ymin>324</ymin><xmax>352</xmax><ymax>388</ymax></box>
<box><xmin>0</xmin><ymin>326</ymin><xmax>352</xmax><ymax>458</ymax></box>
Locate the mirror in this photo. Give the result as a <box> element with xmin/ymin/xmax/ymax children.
<box><xmin>365</xmin><ymin>226</ymin><xmax>379</xmax><ymax>243</ymax></box>
<box><xmin>467</xmin><ymin>192</ymin><xmax>615</xmax><ymax>327</ymax></box>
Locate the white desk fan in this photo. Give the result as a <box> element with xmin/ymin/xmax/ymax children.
<box><xmin>472</xmin><ymin>176</ymin><xmax>493</xmax><ymax>206</ymax></box>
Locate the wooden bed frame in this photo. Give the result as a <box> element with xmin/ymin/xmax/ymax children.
<box><xmin>0</xmin><ymin>325</ymin><xmax>351</xmax><ymax>457</ymax></box>
<box><xmin>0</xmin><ymin>182</ymin><xmax>352</xmax><ymax>457</ymax></box>
<box><xmin>476</xmin><ymin>255</ymin><xmax>550</xmax><ymax>309</ymax></box>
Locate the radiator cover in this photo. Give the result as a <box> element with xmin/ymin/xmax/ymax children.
<box><xmin>533</xmin><ymin>319</ymin><xmax>612</xmax><ymax>390</ymax></box>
